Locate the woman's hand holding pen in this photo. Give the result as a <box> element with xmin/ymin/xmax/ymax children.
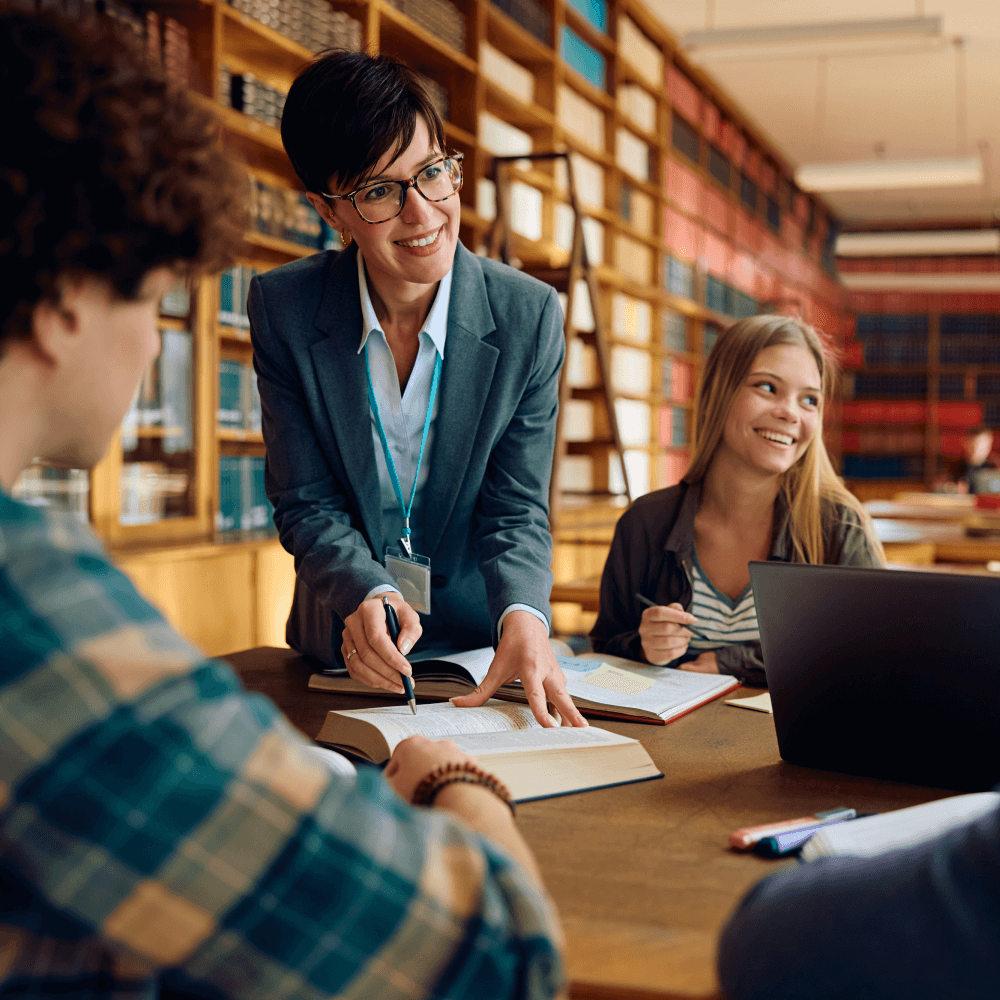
<box><xmin>341</xmin><ymin>593</ymin><xmax>421</xmax><ymax>693</ymax></box>
<box><xmin>639</xmin><ymin>600</ymin><xmax>699</xmax><ymax>665</ymax></box>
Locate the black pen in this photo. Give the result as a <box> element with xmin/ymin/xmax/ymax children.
<box><xmin>636</xmin><ymin>593</ymin><xmax>711</xmax><ymax>641</ymax></box>
<box><xmin>382</xmin><ymin>595</ymin><xmax>416</xmax><ymax>715</ymax></box>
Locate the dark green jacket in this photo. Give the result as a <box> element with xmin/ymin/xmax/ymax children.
<box><xmin>589</xmin><ymin>480</ymin><xmax>881</xmax><ymax>685</ymax></box>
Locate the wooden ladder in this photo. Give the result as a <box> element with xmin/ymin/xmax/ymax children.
<box><xmin>483</xmin><ymin>151</ymin><xmax>633</xmax><ymax>529</ymax></box>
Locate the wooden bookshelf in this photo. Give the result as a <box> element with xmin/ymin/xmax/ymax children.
<box><xmin>58</xmin><ymin>0</ymin><xmax>855</xmax><ymax>646</ymax></box>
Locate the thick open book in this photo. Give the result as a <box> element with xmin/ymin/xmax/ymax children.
<box><xmin>309</xmin><ymin>650</ymin><xmax>740</xmax><ymax>724</ymax></box>
<box><xmin>316</xmin><ymin>700</ymin><xmax>664</xmax><ymax>802</ymax></box>
<box><xmin>800</xmin><ymin>791</ymin><xmax>1000</xmax><ymax>862</ymax></box>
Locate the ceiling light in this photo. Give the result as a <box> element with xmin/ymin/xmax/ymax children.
<box><xmin>795</xmin><ymin>156</ymin><xmax>983</xmax><ymax>192</ymax></box>
<box><xmin>837</xmin><ymin>230</ymin><xmax>1000</xmax><ymax>257</ymax></box>
<box><xmin>683</xmin><ymin>16</ymin><xmax>944</xmax><ymax>62</ymax></box>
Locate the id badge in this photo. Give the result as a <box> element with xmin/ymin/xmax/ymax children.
<box><xmin>385</xmin><ymin>546</ymin><xmax>431</xmax><ymax>614</ymax></box>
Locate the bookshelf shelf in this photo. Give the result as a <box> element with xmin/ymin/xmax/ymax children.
<box><xmin>218</xmin><ymin>324</ymin><xmax>253</xmax><ymax>343</ymax></box>
<box><xmin>484</xmin><ymin>82</ymin><xmax>556</xmax><ymax>132</ymax></box>
<box><xmin>559</xmin><ymin>68</ymin><xmax>615</xmax><ymax>112</ymax></box>
<box><xmin>218</xmin><ymin>429</ymin><xmax>266</xmax><ymax>443</ymax></box>
<box><xmin>377</xmin><ymin>5</ymin><xmax>478</xmax><ymax>74</ymax></box>
<box><xmin>220</xmin><ymin>6</ymin><xmax>315</xmax><ymax>77</ymax></box>
<box><xmin>242</xmin><ymin>230</ymin><xmax>316</xmax><ymax>259</ymax></box>
<box><xmin>485</xmin><ymin>7</ymin><xmax>554</xmax><ymax>64</ymax></box>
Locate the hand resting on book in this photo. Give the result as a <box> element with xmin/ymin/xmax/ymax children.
<box><xmin>384</xmin><ymin>734</ymin><xmax>475</xmax><ymax>802</ymax></box>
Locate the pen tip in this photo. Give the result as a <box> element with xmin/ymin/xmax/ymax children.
<box><xmin>409</xmin><ymin>700</ymin><xmax>417</xmax><ymax>715</ymax></box>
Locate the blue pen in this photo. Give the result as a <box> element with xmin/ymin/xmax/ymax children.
<box><xmin>383</xmin><ymin>595</ymin><xmax>417</xmax><ymax>715</ymax></box>
<box><xmin>636</xmin><ymin>593</ymin><xmax>711</xmax><ymax>641</ymax></box>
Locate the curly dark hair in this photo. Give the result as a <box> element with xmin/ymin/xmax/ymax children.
<box><xmin>281</xmin><ymin>50</ymin><xmax>446</xmax><ymax>195</ymax></box>
<box><xmin>0</xmin><ymin>7</ymin><xmax>245</xmax><ymax>346</ymax></box>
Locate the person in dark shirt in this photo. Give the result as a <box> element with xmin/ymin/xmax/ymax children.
<box><xmin>717</xmin><ymin>801</ymin><xmax>1000</xmax><ymax>1000</ymax></box>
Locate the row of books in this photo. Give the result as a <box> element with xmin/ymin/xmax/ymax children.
<box><xmin>841</xmin><ymin>401</ymin><xmax>983</xmax><ymax>426</ymax></box>
<box><xmin>848</xmin><ymin>374</ymin><xmax>928</xmax><ymax>400</ymax></box>
<box><xmin>859</xmin><ymin>337</ymin><xmax>929</xmax><ymax>365</ymax></box>
<box><xmin>219</xmin><ymin>66</ymin><xmax>285</xmax><ymax>130</ymax></box>
<box><xmin>841</xmin><ymin>456</ymin><xmax>925</xmax><ymax>480</ymax></box>
<box><xmin>659</xmin><ymin>406</ymin><xmax>689</xmax><ymax>448</ymax></box>
<box><xmin>120</xmin><ymin>462</ymin><xmax>190</xmax><ymax>526</ymax></box>
<box><xmin>218</xmin><ymin>266</ymin><xmax>258</xmax><ymax>329</ymax></box>
<box><xmin>489</xmin><ymin>0</ymin><xmax>548</xmax><ymax>45</ymax></box>
<box><xmin>662</xmin><ymin>312</ymin><xmax>688</xmax><ymax>353</ymax></box>
<box><xmin>705</xmin><ymin>275</ymin><xmax>759</xmax><ymax>320</ymax></box>
<box><xmin>855</xmin><ymin>314</ymin><xmax>929</xmax><ymax>338</ymax></box>
<box><xmin>841</xmin><ymin>430</ymin><xmax>925</xmax><ymax>455</ymax></box>
<box><xmin>249</xmin><ymin>178</ymin><xmax>324</xmax><ymax>250</ymax></box>
<box><xmin>226</xmin><ymin>0</ymin><xmax>361</xmax><ymax>54</ymax></box>
<box><xmin>387</xmin><ymin>0</ymin><xmax>465</xmax><ymax>51</ymax></box>
<box><xmin>662</xmin><ymin>255</ymin><xmax>696</xmax><ymax>301</ymax></box>
<box><xmin>40</xmin><ymin>0</ymin><xmax>191</xmax><ymax>87</ymax></box>
<box><xmin>561</xmin><ymin>25</ymin><xmax>605</xmax><ymax>90</ymax></box>
<box><xmin>122</xmin><ymin>328</ymin><xmax>193</xmax><ymax>453</ymax></box>
<box><xmin>940</xmin><ymin>337</ymin><xmax>1000</xmax><ymax>365</ymax></box>
<box><xmin>662</xmin><ymin>359</ymin><xmax>696</xmax><ymax>401</ymax></box>
<box><xmin>11</xmin><ymin>465</ymin><xmax>90</xmax><ymax>523</ymax></box>
<box><xmin>218</xmin><ymin>361</ymin><xmax>262</xmax><ymax>433</ymax></box>
<box><xmin>217</xmin><ymin>456</ymin><xmax>275</xmax><ymax>534</ymax></box>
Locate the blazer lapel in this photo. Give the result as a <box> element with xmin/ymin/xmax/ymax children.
<box><xmin>421</xmin><ymin>245</ymin><xmax>498</xmax><ymax>557</ymax></box>
<box><xmin>309</xmin><ymin>246</ymin><xmax>384</xmax><ymax>551</ymax></box>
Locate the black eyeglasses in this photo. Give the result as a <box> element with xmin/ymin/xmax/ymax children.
<box><xmin>321</xmin><ymin>152</ymin><xmax>463</xmax><ymax>224</ymax></box>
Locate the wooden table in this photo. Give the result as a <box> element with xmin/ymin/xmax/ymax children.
<box><xmin>223</xmin><ymin>646</ymin><xmax>951</xmax><ymax>1000</ymax></box>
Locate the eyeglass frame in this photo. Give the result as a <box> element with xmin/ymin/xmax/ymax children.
<box><xmin>319</xmin><ymin>152</ymin><xmax>464</xmax><ymax>225</ymax></box>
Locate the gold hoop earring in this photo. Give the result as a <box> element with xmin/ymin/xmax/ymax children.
<box><xmin>341</xmin><ymin>230</ymin><xmax>352</xmax><ymax>247</ymax></box>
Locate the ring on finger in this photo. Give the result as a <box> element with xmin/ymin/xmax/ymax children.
<box><xmin>346</xmin><ymin>648</ymin><xmax>358</xmax><ymax>662</ymax></box>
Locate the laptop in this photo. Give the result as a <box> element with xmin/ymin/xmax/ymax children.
<box><xmin>749</xmin><ymin>561</ymin><xmax>1000</xmax><ymax>791</ymax></box>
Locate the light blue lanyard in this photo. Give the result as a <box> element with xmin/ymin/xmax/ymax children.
<box><xmin>364</xmin><ymin>343</ymin><xmax>442</xmax><ymax>557</ymax></box>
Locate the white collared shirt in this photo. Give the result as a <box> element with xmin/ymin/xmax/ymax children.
<box><xmin>356</xmin><ymin>251</ymin><xmax>547</xmax><ymax>638</ymax></box>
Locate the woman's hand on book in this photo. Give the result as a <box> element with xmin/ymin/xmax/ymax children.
<box><xmin>341</xmin><ymin>594</ymin><xmax>421</xmax><ymax>693</ymax></box>
<box><xmin>385</xmin><ymin>736</ymin><xmax>475</xmax><ymax>802</ymax></box>
<box><xmin>640</xmin><ymin>602</ymin><xmax>697</xmax><ymax>665</ymax></box>
<box><xmin>450</xmin><ymin>611</ymin><xmax>588</xmax><ymax>729</ymax></box>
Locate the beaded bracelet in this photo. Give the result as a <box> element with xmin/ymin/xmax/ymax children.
<box><xmin>412</xmin><ymin>761</ymin><xmax>516</xmax><ymax>816</ymax></box>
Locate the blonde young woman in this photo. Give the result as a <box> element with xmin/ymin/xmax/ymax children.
<box><xmin>589</xmin><ymin>314</ymin><xmax>884</xmax><ymax>685</ymax></box>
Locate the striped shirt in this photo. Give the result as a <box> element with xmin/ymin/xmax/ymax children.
<box><xmin>688</xmin><ymin>550</ymin><xmax>760</xmax><ymax>652</ymax></box>
<box><xmin>0</xmin><ymin>490</ymin><xmax>562</xmax><ymax>999</ymax></box>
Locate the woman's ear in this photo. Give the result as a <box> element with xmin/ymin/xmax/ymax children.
<box><xmin>306</xmin><ymin>192</ymin><xmax>342</xmax><ymax>232</ymax></box>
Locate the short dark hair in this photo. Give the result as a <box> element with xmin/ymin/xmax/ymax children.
<box><xmin>1</xmin><ymin>7</ymin><xmax>244</xmax><ymax>347</ymax></box>
<box><xmin>280</xmin><ymin>50</ymin><xmax>446</xmax><ymax>195</ymax></box>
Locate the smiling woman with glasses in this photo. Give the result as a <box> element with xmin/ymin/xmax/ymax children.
<box><xmin>249</xmin><ymin>50</ymin><xmax>586</xmax><ymax>734</ymax></box>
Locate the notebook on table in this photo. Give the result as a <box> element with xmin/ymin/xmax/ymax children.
<box><xmin>309</xmin><ymin>649</ymin><xmax>740</xmax><ymax>724</ymax></box>
<box><xmin>749</xmin><ymin>561</ymin><xmax>1000</xmax><ymax>791</ymax></box>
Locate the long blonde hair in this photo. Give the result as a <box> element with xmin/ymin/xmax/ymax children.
<box><xmin>685</xmin><ymin>315</ymin><xmax>885</xmax><ymax>565</ymax></box>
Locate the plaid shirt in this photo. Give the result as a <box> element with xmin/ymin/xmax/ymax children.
<box><xmin>0</xmin><ymin>491</ymin><xmax>563</xmax><ymax>999</ymax></box>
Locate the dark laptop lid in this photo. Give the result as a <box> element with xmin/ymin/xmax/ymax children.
<box><xmin>749</xmin><ymin>561</ymin><xmax>1000</xmax><ymax>791</ymax></box>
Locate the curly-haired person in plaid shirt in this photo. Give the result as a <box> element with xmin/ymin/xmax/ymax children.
<box><xmin>0</xmin><ymin>8</ymin><xmax>564</xmax><ymax>998</ymax></box>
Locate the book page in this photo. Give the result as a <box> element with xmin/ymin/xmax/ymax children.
<box><xmin>430</xmin><ymin>647</ymin><xmax>495</xmax><ymax>685</ymax></box>
<box><xmin>452</xmin><ymin>725</ymin><xmax>633</xmax><ymax>757</ymax></box>
<box><xmin>801</xmin><ymin>791</ymin><xmax>1000</xmax><ymax>861</ymax></box>
<box><xmin>556</xmin><ymin>656</ymin><xmax>738</xmax><ymax>716</ymax></box>
<box><xmin>329</xmin><ymin>699</ymin><xmax>538</xmax><ymax>753</ymax></box>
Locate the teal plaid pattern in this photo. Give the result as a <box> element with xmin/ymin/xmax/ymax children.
<box><xmin>0</xmin><ymin>491</ymin><xmax>563</xmax><ymax>998</ymax></box>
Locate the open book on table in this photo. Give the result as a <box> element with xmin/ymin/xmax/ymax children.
<box><xmin>309</xmin><ymin>650</ymin><xmax>740</xmax><ymax>724</ymax></box>
<box><xmin>800</xmin><ymin>791</ymin><xmax>1000</xmax><ymax>862</ymax></box>
<box><xmin>315</xmin><ymin>699</ymin><xmax>663</xmax><ymax>802</ymax></box>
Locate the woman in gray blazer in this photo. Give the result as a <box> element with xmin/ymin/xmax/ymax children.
<box><xmin>249</xmin><ymin>50</ymin><xmax>585</xmax><ymax>728</ymax></box>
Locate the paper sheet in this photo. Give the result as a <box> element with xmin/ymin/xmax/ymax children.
<box><xmin>725</xmin><ymin>692</ymin><xmax>773</xmax><ymax>714</ymax></box>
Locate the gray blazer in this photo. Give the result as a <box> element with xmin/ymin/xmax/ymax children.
<box><xmin>248</xmin><ymin>242</ymin><xmax>563</xmax><ymax>667</ymax></box>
